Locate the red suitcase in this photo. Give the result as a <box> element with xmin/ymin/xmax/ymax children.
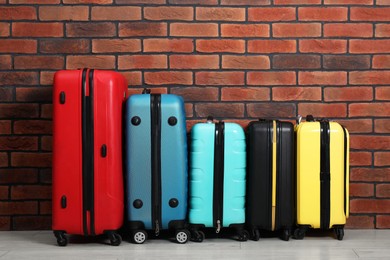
<box><xmin>52</xmin><ymin>69</ymin><xmax>127</xmax><ymax>246</ymax></box>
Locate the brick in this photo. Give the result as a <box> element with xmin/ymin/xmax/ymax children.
<box><xmin>324</xmin><ymin>87</ymin><xmax>373</xmax><ymax>101</ymax></box>
<box><xmin>185</xmin><ymin>104</ymin><xmax>194</xmax><ymax>118</ymax></box>
<box><xmin>345</xmin><ymin>216</ymin><xmax>374</xmax><ymax>229</ymax></box>
<box><xmin>67</xmin><ymin>23</ymin><xmax>116</xmax><ymax>37</ymax></box>
<box><xmin>12</xmin><ymin>216</ymin><xmax>51</xmax><ymax>231</ymax></box>
<box><xmin>222</xmin><ymin>55</ymin><xmax>270</xmax><ymax>69</ymax></box>
<box><xmin>221</xmin><ymin>0</ymin><xmax>270</xmax><ymax>5</ymax></box>
<box><xmin>144</xmin><ymin>39</ymin><xmax>194</xmax><ymax>53</ymax></box>
<box><xmin>376</xmin><ymin>24</ymin><xmax>390</xmax><ymax>37</ymax></box>
<box><xmin>0</xmin><ymin>186</ymin><xmax>8</xmax><ymax>200</ymax></box>
<box><xmin>0</xmin><ymin>72</ymin><xmax>38</xmax><ymax>86</ymax></box>
<box><xmin>337</xmin><ymin>119</ymin><xmax>372</xmax><ymax>133</ymax></box>
<box><xmin>1</xmin><ymin>217</ymin><xmax>11</xmax><ymax>230</ymax></box>
<box><xmin>324</xmin><ymin>0</ymin><xmax>373</xmax><ymax>4</ymax></box>
<box><xmin>247</xmin><ymin>71</ymin><xmax>296</xmax><ymax>86</ymax></box>
<box><xmin>118</xmin><ymin>55</ymin><xmax>167</xmax><ymax>69</ymax></box>
<box><xmin>39</xmin><ymin>6</ymin><xmax>88</xmax><ymax>21</ymax></box>
<box><xmin>0</xmin><ymin>40</ymin><xmax>37</xmax><ymax>54</ymax></box>
<box><xmin>248</xmin><ymin>40</ymin><xmax>296</xmax><ymax>53</ymax></box>
<box><xmin>0</xmin><ymin>88</ymin><xmax>12</xmax><ymax>102</ymax></box>
<box><xmin>350</xmin><ymin>71</ymin><xmax>390</xmax><ymax>85</ymax></box>
<box><xmin>273</xmin><ymin>23</ymin><xmax>321</xmax><ymax>37</ymax></box>
<box><xmin>40</xmin><ymin>169</ymin><xmax>52</xmax><ymax>184</ymax></box>
<box><xmin>39</xmin><ymin>39</ymin><xmax>89</xmax><ymax>54</ymax></box>
<box><xmin>375</xmin><ymin>152</ymin><xmax>390</xmax><ymax>166</ymax></box>
<box><xmin>221</xmin><ymin>87</ymin><xmax>270</xmax><ymax>101</ymax></box>
<box><xmin>350</xmin><ymin>40</ymin><xmax>390</xmax><ymax>53</ymax></box>
<box><xmin>350</xmin><ymin>151</ymin><xmax>372</xmax><ymax>166</ymax></box>
<box><xmin>0</xmin><ymin>121</ymin><xmax>11</xmax><ymax>135</ymax></box>
<box><xmin>275</xmin><ymin>0</ymin><xmax>320</xmax><ymax>4</ymax></box>
<box><xmin>273</xmin><ymin>55</ymin><xmax>320</xmax><ymax>69</ymax></box>
<box><xmin>0</xmin><ymin>169</ymin><xmax>38</xmax><ymax>184</ymax></box>
<box><xmin>0</xmin><ymin>6</ymin><xmax>36</xmax><ymax>20</ymax></box>
<box><xmin>351</xmin><ymin>168</ymin><xmax>390</xmax><ymax>182</ymax></box>
<box><xmin>40</xmin><ymin>72</ymin><xmax>56</xmax><ymax>86</ymax></box>
<box><xmin>120</xmin><ymin>22</ymin><xmax>167</xmax><ymax>37</ymax></box>
<box><xmin>298</xmin><ymin>103</ymin><xmax>347</xmax><ymax>117</ymax></box>
<box><xmin>299</xmin><ymin>7</ymin><xmax>348</xmax><ymax>21</ymax></box>
<box><xmin>168</xmin><ymin>0</ymin><xmax>218</xmax><ymax>4</ymax></box>
<box><xmin>247</xmin><ymin>103</ymin><xmax>296</xmax><ymax>118</ymax></box>
<box><xmin>62</xmin><ymin>0</ymin><xmax>112</xmax><ymax>2</ymax></box>
<box><xmin>170</xmin><ymin>23</ymin><xmax>218</xmax><ymax>37</ymax></box>
<box><xmin>373</xmin><ymin>55</ymin><xmax>390</xmax><ymax>69</ymax></box>
<box><xmin>10</xmin><ymin>0</ymin><xmax>60</xmax><ymax>3</ymax></box>
<box><xmin>377</xmin><ymin>215</ymin><xmax>390</xmax><ymax>229</ymax></box>
<box><xmin>13</xmin><ymin>120</ymin><xmax>52</xmax><ymax>134</ymax></box>
<box><xmin>93</xmin><ymin>39</ymin><xmax>141</xmax><ymax>53</ymax></box>
<box><xmin>0</xmin><ymin>137</ymin><xmax>38</xmax><ymax>151</ymax></box>
<box><xmin>0</xmin><ymin>153</ymin><xmax>7</xmax><ymax>167</ymax></box>
<box><xmin>197</xmin><ymin>7</ymin><xmax>245</xmax><ymax>21</ymax></box>
<box><xmin>195</xmin><ymin>103</ymin><xmax>244</xmax><ymax>118</ymax></box>
<box><xmin>170</xmin><ymin>87</ymin><xmax>219</xmax><ymax>101</ymax></box>
<box><xmin>14</xmin><ymin>56</ymin><xmax>64</xmax><ymax>70</ymax></box>
<box><xmin>350</xmin><ymin>199</ymin><xmax>390</xmax><ymax>213</ymax></box>
<box><xmin>128</xmin><ymin>87</ymin><xmax>168</xmax><ymax>96</ymax></box>
<box><xmin>197</xmin><ymin>40</ymin><xmax>245</xmax><ymax>53</ymax></box>
<box><xmin>0</xmin><ymin>201</ymin><xmax>38</xmax><ymax>215</ymax></box>
<box><xmin>0</xmin><ymin>55</ymin><xmax>11</xmax><ymax>70</ymax></box>
<box><xmin>272</xmin><ymin>87</ymin><xmax>321</xmax><ymax>101</ymax></box>
<box><xmin>221</xmin><ymin>24</ymin><xmax>269</xmax><ymax>37</ymax></box>
<box><xmin>300</xmin><ymin>39</ymin><xmax>347</xmax><ymax>53</ymax></box>
<box><xmin>351</xmin><ymin>7</ymin><xmax>390</xmax><ymax>21</ymax></box>
<box><xmin>0</xmin><ymin>23</ymin><xmax>9</xmax><ymax>37</ymax></box>
<box><xmin>349</xmin><ymin>103</ymin><xmax>390</xmax><ymax>117</ymax></box>
<box><xmin>11</xmin><ymin>152</ymin><xmax>52</xmax><ymax>167</ymax></box>
<box><xmin>249</xmin><ymin>7</ymin><xmax>296</xmax><ymax>21</ymax></box>
<box><xmin>170</xmin><ymin>55</ymin><xmax>219</xmax><ymax>69</ymax></box>
<box><xmin>92</xmin><ymin>6</ymin><xmax>141</xmax><ymax>21</ymax></box>
<box><xmin>121</xmin><ymin>72</ymin><xmax>142</xmax><ymax>86</ymax></box>
<box><xmin>145</xmin><ymin>72</ymin><xmax>193</xmax><ymax>85</ymax></box>
<box><xmin>40</xmin><ymin>201</ymin><xmax>52</xmax><ymax>215</ymax></box>
<box><xmin>11</xmin><ymin>185</ymin><xmax>51</xmax><ymax>200</ymax></box>
<box><xmin>41</xmin><ymin>136</ymin><xmax>52</xmax><ymax>151</ymax></box>
<box><xmin>350</xmin><ymin>183</ymin><xmax>374</xmax><ymax>197</ymax></box>
<box><xmin>145</xmin><ymin>7</ymin><xmax>193</xmax><ymax>21</ymax></box>
<box><xmin>377</xmin><ymin>0</ymin><xmax>390</xmax><ymax>4</ymax></box>
<box><xmin>324</xmin><ymin>23</ymin><xmax>373</xmax><ymax>38</ymax></box>
<box><xmin>12</xmin><ymin>22</ymin><xmax>63</xmax><ymax>37</ymax></box>
<box><xmin>376</xmin><ymin>87</ymin><xmax>390</xmax><ymax>100</ymax></box>
<box><xmin>299</xmin><ymin>71</ymin><xmax>347</xmax><ymax>85</ymax></box>
<box><xmin>350</xmin><ymin>135</ymin><xmax>390</xmax><ymax>150</ymax></box>
<box><xmin>323</xmin><ymin>55</ymin><xmax>370</xmax><ymax>70</ymax></box>
<box><xmin>66</xmin><ymin>55</ymin><xmax>115</xmax><ymax>70</ymax></box>
<box><xmin>375</xmin><ymin>119</ymin><xmax>390</xmax><ymax>133</ymax></box>
<box><xmin>196</xmin><ymin>71</ymin><xmax>245</xmax><ymax>85</ymax></box>
<box><xmin>41</xmin><ymin>104</ymin><xmax>52</xmax><ymax>119</ymax></box>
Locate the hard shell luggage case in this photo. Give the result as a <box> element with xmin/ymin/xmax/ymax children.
<box><xmin>125</xmin><ymin>89</ymin><xmax>189</xmax><ymax>244</ymax></box>
<box><xmin>52</xmin><ymin>69</ymin><xmax>127</xmax><ymax>246</ymax></box>
<box><xmin>246</xmin><ymin>120</ymin><xmax>294</xmax><ymax>241</ymax></box>
<box><xmin>189</xmin><ymin>117</ymin><xmax>247</xmax><ymax>242</ymax></box>
<box><xmin>294</xmin><ymin>115</ymin><xmax>349</xmax><ymax>240</ymax></box>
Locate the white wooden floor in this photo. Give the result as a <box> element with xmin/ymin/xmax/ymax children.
<box><xmin>0</xmin><ymin>230</ymin><xmax>389</xmax><ymax>259</ymax></box>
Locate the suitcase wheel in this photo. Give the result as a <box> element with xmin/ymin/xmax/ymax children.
<box><xmin>132</xmin><ymin>230</ymin><xmax>147</xmax><ymax>244</ymax></box>
<box><xmin>54</xmin><ymin>231</ymin><xmax>68</xmax><ymax>247</ymax></box>
<box><xmin>293</xmin><ymin>228</ymin><xmax>306</xmax><ymax>240</ymax></box>
<box><xmin>175</xmin><ymin>229</ymin><xmax>190</xmax><ymax>244</ymax></box>
<box><xmin>190</xmin><ymin>230</ymin><xmax>205</xmax><ymax>243</ymax></box>
<box><xmin>280</xmin><ymin>229</ymin><xmax>290</xmax><ymax>241</ymax></box>
<box><xmin>108</xmin><ymin>232</ymin><xmax>122</xmax><ymax>246</ymax></box>
<box><xmin>237</xmin><ymin>230</ymin><xmax>250</xmax><ymax>242</ymax></box>
<box><xmin>250</xmin><ymin>229</ymin><xmax>260</xmax><ymax>241</ymax></box>
<box><xmin>335</xmin><ymin>228</ymin><xmax>344</xmax><ymax>241</ymax></box>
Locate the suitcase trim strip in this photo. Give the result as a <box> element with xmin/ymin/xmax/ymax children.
<box><xmin>213</xmin><ymin>121</ymin><xmax>224</xmax><ymax>233</ymax></box>
<box><xmin>271</xmin><ymin>121</ymin><xmax>277</xmax><ymax>231</ymax></box>
<box><xmin>320</xmin><ymin>121</ymin><xmax>331</xmax><ymax>230</ymax></box>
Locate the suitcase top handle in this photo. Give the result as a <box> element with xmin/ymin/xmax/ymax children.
<box><xmin>306</xmin><ymin>115</ymin><xmax>315</xmax><ymax>122</ymax></box>
<box><xmin>142</xmin><ymin>88</ymin><xmax>151</xmax><ymax>94</ymax></box>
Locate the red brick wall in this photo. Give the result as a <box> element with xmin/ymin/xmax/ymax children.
<box><xmin>0</xmin><ymin>0</ymin><xmax>389</xmax><ymax>230</ymax></box>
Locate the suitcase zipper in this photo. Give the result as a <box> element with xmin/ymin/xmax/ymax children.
<box><xmin>271</xmin><ymin>121</ymin><xmax>277</xmax><ymax>231</ymax></box>
<box><xmin>81</xmin><ymin>69</ymin><xmax>95</xmax><ymax>236</ymax></box>
<box><xmin>151</xmin><ymin>94</ymin><xmax>162</xmax><ymax>236</ymax></box>
<box><xmin>213</xmin><ymin>121</ymin><xmax>224</xmax><ymax>233</ymax></box>
<box><xmin>320</xmin><ymin>121</ymin><xmax>331</xmax><ymax>230</ymax></box>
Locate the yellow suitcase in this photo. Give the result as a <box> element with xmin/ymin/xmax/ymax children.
<box><xmin>294</xmin><ymin>115</ymin><xmax>349</xmax><ymax>240</ymax></box>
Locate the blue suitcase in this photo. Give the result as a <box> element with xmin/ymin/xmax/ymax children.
<box><xmin>125</xmin><ymin>89</ymin><xmax>189</xmax><ymax>244</ymax></box>
<box><xmin>188</xmin><ymin>117</ymin><xmax>248</xmax><ymax>242</ymax></box>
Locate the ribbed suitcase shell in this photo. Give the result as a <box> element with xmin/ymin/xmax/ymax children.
<box><xmin>189</xmin><ymin>122</ymin><xmax>246</xmax><ymax>236</ymax></box>
<box><xmin>125</xmin><ymin>94</ymin><xmax>188</xmax><ymax>232</ymax></box>
<box><xmin>295</xmin><ymin>120</ymin><xmax>349</xmax><ymax>239</ymax></box>
<box><xmin>52</xmin><ymin>69</ymin><xmax>126</xmax><ymax>243</ymax></box>
<box><xmin>246</xmin><ymin>120</ymin><xmax>294</xmax><ymax>241</ymax></box>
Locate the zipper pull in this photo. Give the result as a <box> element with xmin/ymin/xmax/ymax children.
<box><xmin>216</xmin><ymin>220</ymin><xmax>221</xmax><ymax>234</ymax></box>
<box><xmin>155</xmin><ymin>220</ymin><xmax>160</xmax><ymax>236</ymax></box>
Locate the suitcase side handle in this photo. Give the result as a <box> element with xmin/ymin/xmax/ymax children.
<box><xmin>101</xmin><ymin>144</ymin><xmax>107</xmax><ymax>158</ymax></box>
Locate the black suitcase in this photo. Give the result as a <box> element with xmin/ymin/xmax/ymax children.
<box><xmin>246</xmin><ymin>119</ymin><xmax>295</xmax><ymax>241</ymax></box>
